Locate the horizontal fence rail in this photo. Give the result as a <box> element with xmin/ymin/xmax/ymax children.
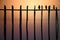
<box><xmin>0</xmin><ymin>9</ymin><xmax>60</xmax><ymax>11</ymax></box>
<box><xmin>0</xmin><ymin>5</ymin><xmax>59</xmax><ymax>40</ymax></box>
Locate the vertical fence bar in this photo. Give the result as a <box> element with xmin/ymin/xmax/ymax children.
<box><xmin>34</xmin><ymin>6</ymin><xmax>36</xmax><ymax>40</ymax></box>
<box><xmin>55</xmin><ymin>7</ymin><xmax>59</xmax><ymax>40</ymax></box>
<box><xmin>12</xmin><ymin>5</ymin><xmax>14</xmax><ymax>40</ymax></box>
<box><xmin>4</xmin><ymin>5</ymin><xmax>6</xmax><ymax>40</ymax></box>
<box><xmin>48</xmin><ymin>6</ymin><xmax>50</xmax><ymax>40</ymax></box>
<box><xmin>41</xmin><ymin>5</ymin><xmax>43</xmax><ymax>40</ymax></box>
<box><xmin>26</xmin><ymin>6</ymin><xmax>28</xmax><ymax>40</ymax></box>
<box><xmin>20</xmin><ymin>5</ymin><xmax>22</xmax><ymax>40</ymax></box>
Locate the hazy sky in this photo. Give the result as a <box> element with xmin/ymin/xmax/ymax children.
<box><xmin>0</xmin><ymin>0</ymin><xmax>60</xmax><ymax>8</ymax></box>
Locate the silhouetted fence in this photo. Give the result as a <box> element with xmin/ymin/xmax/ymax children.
<box><xmin>0</xmin><ymin>5</ymin><xmax>60</xmax><ymax>40</ymax></box>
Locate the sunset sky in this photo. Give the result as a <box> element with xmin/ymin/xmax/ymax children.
<box><xmin>0</xmin><ymin>0</ymin><xmax>60</xmax><ymax>40</ymax></box>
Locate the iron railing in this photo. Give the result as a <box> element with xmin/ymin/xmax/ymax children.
<box><xmin>0</xmin><ymin>5</ymin><xmax>60</xmax><ymax>40</ymax></box>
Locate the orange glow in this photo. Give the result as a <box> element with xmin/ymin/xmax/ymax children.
<box><xmin>0</xmin><ymin>0</ymin><xmax>60</xmax><ymax>8</ymax></box>
<box><xmin>0</xmin><ymin>0</ymin><xmax>60</xmax><ymax>22</ymax></box>
<box><xmin>0</xmin><ymin>0</ymin><xmax>60</xmax><ymax>25</ymax></box>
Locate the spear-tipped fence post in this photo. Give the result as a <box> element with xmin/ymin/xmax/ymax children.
<box><xmin>55</xmin><ymin>7</ymin><xmax>59</xmax><ymax>40</ymax></box>
<box><xmin>26</xmin><ymin>6</ymin><xmax>28</xmax><ymax>40</ymax></box>
<box><xmin>12</xmin><ymin>5</ymin><xmax>14</xmax><ymax>40</ymax></box>
<box><xmin>48</xmin><ymin>6</ymin><xmax>50</xmax><ymax>40</ymax></box>
<box><xmin>4</xmin><ymin>5</ymin><xmax>6</xmax><ymax>40</ymax></box>
<box><xmin>34</xmin><ymin>5</ymin><xmax>36</xmax><ymax>40</ymax></box>
<box><xmin>41</xmin><ymin>5</ymin><xmax>43</xmax><ymax>40</ymax></box>
<box><xmin>20</xmin><ymin>5</ymin><xmax>22</xmax><ymax>40</ymax></box>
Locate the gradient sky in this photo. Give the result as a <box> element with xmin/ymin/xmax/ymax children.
<box><xmin>0</xmin><ymin>0</ymin><xmax>60</xmax><ymax>40</ymax></box>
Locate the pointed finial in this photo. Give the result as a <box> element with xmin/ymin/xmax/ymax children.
<box><xmin>38</xmin><ymin>5</ymin><xmax>40</xmax><ymax>10</ymax></box>
<box><xmin>53</xmin><ymin>5</ymin><xmax>55</xmax><ymax>10</ymax></box>
<box><xmin>45</xmin><ymin>5</ymin><xmax>47</xmax><ymax>10</ymax></box>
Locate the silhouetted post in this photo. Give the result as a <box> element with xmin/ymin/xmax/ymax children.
<box><xmin>20</xmin><ymin>5</ymin><xmax>22</xmax><ymax>40</ymax></box>
<box><xmin>34</xmin><ymin>6</ymin><xmax>36</xmax><ymax>40</ymax></box>
<box><xmin>55</xmin><ymin>7</ymin><xmax>59</xmax><ymax>40</ymax></box>
<box><xmin>38</xmin><ymin>5</ymin><xmax>40</xmax><ymax>10</ymax></box>
<box><xmin>48</xmin><ymin>6</ymin><xmax>50</xmax><ymax>40</ymax></box>
<box><xmin>4</xmin><ymin>5</ymin><xmax>6</xmax><ymax>40</ymax></box>
<box><xmin>53</xmin><ymin>5</ymin><xmax>55</xmax><ymax>10</ymax></box>
<box><xmin>12</xmin><ymin>5</ymin><xmax>14</xmax><ymax>40</ymax></box>
<box><xmin>45</xmin><ymin>5</ymin><xmax>47</xmax><ymax>10</ymax></box>
<box><xmin>26</xmin><ymin>6</ymin><xmax>28</xmax><ymax>40</ymax></box>
<box><xmin>41</xmin><ymin>5</ymin><xmax>43</xmax><ymax>40</ymax></box>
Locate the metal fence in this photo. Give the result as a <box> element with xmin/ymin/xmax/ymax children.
<box><xmin>0</xmin><ymin>5</ymin><xmax>60</xmax><ymax>40</ymax></box>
